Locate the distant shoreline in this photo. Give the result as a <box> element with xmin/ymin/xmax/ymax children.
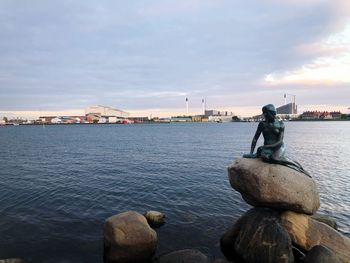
<box><xmin>1</xmin><ymin>119</ymin><xmax>350</xmax><ymax>126</ymax></box>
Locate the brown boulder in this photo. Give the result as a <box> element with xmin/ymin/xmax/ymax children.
<box><xmin>280</xmin><ymin>211</ymin><xmax>350</xmax><ymax>263</ymax></box>
<box><xmin>103</xmin><ymin>211</ymin><xmax>157</xmax><ymax>263</ymax></box>
<box><xmin>228</xmin><ymin>158</ymin><xmax>320</xmax><ymax>214</ymax></box>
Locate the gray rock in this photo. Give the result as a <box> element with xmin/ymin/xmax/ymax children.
<box><xmin>103</xmin><ymin>211</ymin><xmax>157</xmax><ymax>263</ymax></box>
<box><xmin>156</xmin><ymin>249</ymin><xmax>209</xmax><ymax>263</ymax></box>
<box><xmin>144</xmin><ymin>210</ymin><xmax>165</xmax><ymax>227</ymax></box>
<box><xmin>228</xmin><ymin>158</ymin><xmax>320</xmax><ymax>214</ymax></box>
<box><xmin>304</xmin><ymin>245</ymin><xmax>341</xmax><ymax>263</ymax></box>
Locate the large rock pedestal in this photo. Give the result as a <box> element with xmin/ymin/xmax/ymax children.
<box><xmin>103</xmin><ymin>211</ymin><xmax>157</xmax><ymax>263</ymax></box>
<box><xmin>228</xmin><ymin>158</ymin><xmax>320</xmax><ymax>215</ymax></box>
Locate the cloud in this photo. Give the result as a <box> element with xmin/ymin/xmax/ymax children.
<box><xmin>0</xmin><ymin>0</ymin><xmax>349</xmax><ymax>115</ymax></box>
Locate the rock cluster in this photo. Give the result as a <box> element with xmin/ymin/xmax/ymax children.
<box><xmin>100</xmin><ymin>157</ymin><xmax>349</xmax><ymax>263</ymax></box>
<box><xmin>103</xmin><ymin>211</ymin><xmax>211</xmax><ymax>263</ymax></box>
<box><xmin>223</xmin><ymin>158</ymin><xmax>350</xmax><ymax>263</ymax></box>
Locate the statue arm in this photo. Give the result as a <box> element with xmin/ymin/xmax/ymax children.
<box><xmin>250</xmin><ymin>122</ymin><xmax>263</xmax><ymax>154</ymax></box>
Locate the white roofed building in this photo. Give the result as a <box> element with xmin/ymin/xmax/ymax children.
<box><xmin>85</xmin><ymin>105</ymin><xmax>129</xmax><ymax>118</ymax></box>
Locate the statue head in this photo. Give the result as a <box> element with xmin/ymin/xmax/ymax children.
<box><xmin>262</xmin><ymin>104</ymin><xmax>276</xmax><ymax>122</ymax></box>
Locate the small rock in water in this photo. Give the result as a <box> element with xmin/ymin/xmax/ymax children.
<box><xmin>103</xmin><ymin>211</ymin><xmax>157</xmax><ymax>263</ymax></box>
<box><xmin>156</xmin><ymin>249</ymin><xmax>209</xmax><ymax>263</ymax></box>
<box><xmin>144</xmin><ymin>210</ymin><xmax>165</xmax><ymax>227</ymax></box>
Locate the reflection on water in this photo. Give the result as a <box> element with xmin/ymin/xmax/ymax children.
<box><xmin>0</xmin><ymin>122</ymin><xmax>349</xmax><ymax>262</ymax></box>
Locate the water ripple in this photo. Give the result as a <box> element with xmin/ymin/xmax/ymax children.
<box><xmin>0</xmin><ymin>122</ymin><xmax>349</xmax><ymax>262</ymax></box>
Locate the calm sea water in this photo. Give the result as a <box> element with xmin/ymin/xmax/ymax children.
<box><xmin>0</xmin><ymin>122</ymin><xmax>349</xmax><ymax>262</ymax></box>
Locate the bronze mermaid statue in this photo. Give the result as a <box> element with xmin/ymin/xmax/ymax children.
<box><xmin>243</xmin><ymin>104</ymin><xmax>310</xmax><ymax>177</ymax></box>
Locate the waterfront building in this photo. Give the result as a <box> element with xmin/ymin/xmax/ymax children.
<box><xmin>39</xmin><ymin>116</ymin><xmax>56</xmax><ymax>123</ymax></box>
<box><xmin>51</xmin><ymin>117</ymin><xmax>63</xmax><ymax>124</ymax></box>
<box><xmin>208</xmin><ymin>115</ymin><xmax>234</xmax><ymax>122</ymax></box>
<box><xmin>86</xmin><ymin>113</ymin><xmax>101</xmax><ymax>123</ymax></box>
<box><xmin>330</xmin><ymin>111</ymin><xmax>341</xmax><ymax>119</ymax></box>
<box><xmin>204</xmin><ymin>109</ymin><xmax>235</xmax><ymax>122</ymax></box>
<box><xmin>171</xmin><ymin>117</ymin><xmax>192</xmax><ymax>122</ymax></box>
<box><xmin>128</xmin><ymin>117</ymin><xmax>150</xmax><ymax>123</ymax></box>
<box><xmin>300</xmin><ymin>111</ymin><xmax>342</xmax><ymax>120</ymax></box>
<box><xmin>204</xmin><ymin>110</ymin><xmax>234</xmax><ymax>117</ymax></box>
<box><xmin>191</xmin><ymin>115</ymin><xmax>202</xmax><ymax>122</ymax></box>
<box><xmin>85</xmin><ymin>105</ymin><xmax>129</xmax><ymax>118</ymax></box>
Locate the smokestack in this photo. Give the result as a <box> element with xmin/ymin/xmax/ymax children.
<box><xmin>202</xmin><ymin>99</ymin><xmax>205</xmax><ymax>115</ymax></box>
<box><xmin>186</xmin><ymin>97</ymin><xmax>189</xmax><ymax>115</ymax></box>
<box><xmin>284</xmin><ymin>93</ymin><xmax>287</xmax><ymax>105</ymax></box>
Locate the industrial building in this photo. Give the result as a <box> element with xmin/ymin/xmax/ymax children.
<box><xmin>85</xmin><ymin>105</ymin><xmax>129</xmax><ymax>119</ymax></box>
<box><xmin>204</xmin><ymin>110</ymin><xmax>235</xmax><ymax>122</ymax></box>
<box><xmin>276</xmin><ymin>102</ymin><xmax>297</xmax><ymax>115</ymax></box>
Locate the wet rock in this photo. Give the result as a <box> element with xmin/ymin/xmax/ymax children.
<box><xmin>311</xmin><ymin>214</ymin><xmax>338</xmax><ymax>230</ymax></box>
<box><xmin>228</xmin><ymin>158</ymin><xmax>320</xmax><ymax>214</ymax></box>
<box><xmin>280</xmin><ymin>211</ymin><xmax>350</xmax><ymax>263</ymax></box>
<box><xmin>144</xmin><ymin>210</ymin><xmax>165</xmax><ymax>227</ymax></box>
<box><xmin>304</xmin><ymin>245</ymin><xmax>341</xmax><ymax>263</ymax></box>
<box><xmin>220</xmin><ymin>224</ymin><xmax>243</xmax><ymax>262</ymax></box>
<box><xmin>103</xmin><ymin>211</ymin><xmax>157</xmax><ymax>263</ymax></box>
<box><xmin>156</xmin><ymin>249</ymin><xmax>209</xmax><ymax>263</ymax></box>
<box><xmin>221</xmin><ymin>208</ymin><xmax>294</xmax><ymax>263</ymax></box>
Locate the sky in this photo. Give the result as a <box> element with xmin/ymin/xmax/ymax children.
<box><xmin>0</xmin><ymin>0</ymin><xmax>350</xmax><ymax>118</ymax></box>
